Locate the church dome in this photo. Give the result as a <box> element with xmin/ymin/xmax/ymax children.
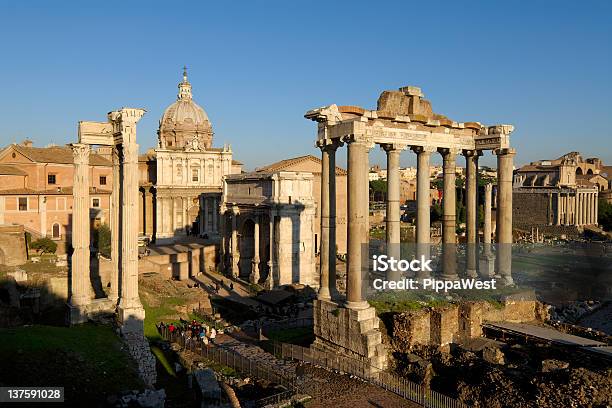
<box><xmin>158</xmin><ymin>68</ymin><xmax>213</xmax><ymax>150</ymax></box>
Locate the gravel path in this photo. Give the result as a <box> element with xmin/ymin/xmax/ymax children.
<box><xmin>300</xmin><ymin>365</ymin><xmax>421</xmax><ymax>408</ymax></box>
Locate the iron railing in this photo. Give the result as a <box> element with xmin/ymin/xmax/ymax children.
<box><xmin>160</xmin><ymin>327</ymin><xmax>298</xmax><ymax>406</ymax></box>
<box><xmin>268</xmin><ymin>341</ymin><xmax>470</xmax><ymax>408</ymax></box>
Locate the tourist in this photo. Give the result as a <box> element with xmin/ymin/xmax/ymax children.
<box><xmin>230</xmin><ymin>282</ymin><xmax>234</xmax><ymax>291</ymax></box>
<box><xmin>210</xmin><ymin>327</ymin><xmax>217</xmax><ymax>343</ymax></box>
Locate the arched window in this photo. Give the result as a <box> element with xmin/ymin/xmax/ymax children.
<box><xmin>52</xmin><ymin>223</ymin><xmax>61</xmax><ymax>239</ymax></box>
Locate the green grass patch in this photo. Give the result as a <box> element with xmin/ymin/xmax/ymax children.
<box><xmin>0</xmin><ymin>324</ymin><xmax>142</xmax><ymax>403</ymax></box>
<box><xmin>142</xmin><ymin>296</ymin><xmax>183</xmax><ymax>341</ymax></box>
<box><xmin>150</xmin><ymin>345</ymin><xmax>175</xmax><ymax>377</ymax></box>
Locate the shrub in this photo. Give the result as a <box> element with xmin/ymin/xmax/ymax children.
<box><xmin>31</xmin><ymin>237</ymin><xmax>57</xmax><ymax>254</ymax></box>
<box><xmin>94</xmin><ymin>224</ymin><xmax>111</xmax><ymax>258</ymax></box>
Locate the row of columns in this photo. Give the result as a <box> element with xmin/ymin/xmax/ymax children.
<box><xmin>557</xmin><ymin>191</ymin><xmax>598</xmax><ymax>226</ymax></box>
<box><xmin>70</xmin><ymin>108</ymin><xmax>146</xmax><ymax>332</ymax></box>
<box><xmin>317</xmin><ymin>135</ymin><xmax>515</xmax><ymax>309</ymax></box>
<box><xmin>221</xmin><ymin>207</ymin><xmax>275</xmax><ymax>286</ymax></box>
<box><xmin>200</xmin><ymin>195</ymin><xmax>220</xmax><ymax>235</ymax></box>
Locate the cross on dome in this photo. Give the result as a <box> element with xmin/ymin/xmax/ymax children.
<box><xmin>178</xmin><ymin>66</ymin><xmax>192</xmax><ymax>100</ymax></box>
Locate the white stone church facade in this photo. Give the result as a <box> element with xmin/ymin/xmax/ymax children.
<box><xmin>139</xmin><ymin>70</ymin><xmax>242</xmax><ymax>243</ymax></box>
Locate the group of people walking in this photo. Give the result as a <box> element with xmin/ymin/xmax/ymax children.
<box><xmin>158</xmin><ymin>319</ymin><xmax>218</xmax><ymax>348</ymax></box>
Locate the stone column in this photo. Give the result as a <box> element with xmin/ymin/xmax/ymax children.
<box><xmin>412</xmin><ymin>146</ymin><xmax>434</xmax><ymax>276</ymax></box>
<box><xmin>383</xmin><ymin>144</ymin><xmax>402</xmax><ymax>281</ymax></box>
<box><xmin>212</xmin><ymin>197</ymin><xmax>218</xmax><ymax>233</ymax></box>
<box><xmin>440</xmin><ymin>148</ymin><xmax>457</xmax><ymax>279</ymax></box>
<box><xmin>593</xmin><ymin>191</ymin><xmax>599</xmax><ymax>225</ymax></box>
<box><xmin>113</xmin><ymin>108</ymin><xmax>146</xmax><ymax>334</ymax></box>
<box><xmin>576</xmin><ymin>192</ymin><xmax>582</xmax><ymax>226</ymax></box>
<box><xmin>267</xmin><ymin>210</ymin><xmax>275</xmax><ymax>289</ymax></box>
<box><xmin>250</xmin><ymin>216</ymin><xmax>260</xmax><ymax>283</ymax></box>
<box><xmin>556</xmin><ymin>193</ymin><xmax>561</xmax><ymax>225</ymax></box>
<box><xmin>109</xmin><ymin>146</ymin><xmax>121</xmax><ymax>304</ymax></box>
<box><xmin>69</xmin><ymin>143</ymin><xmax>91</xmax><ymax>323</ymax></box>
<box><xmin>230</xmin><ymin>207</ymin><xmax>239</xmax><ymax>278</ymax></box>
<box><xmin>219</xmin><ymin>204</ymin><xmax>227</xmax><ymax>268</ymax></box>
<box><xmin>479</xmin><ymin>183</ymin><xmax>495</xmax><ymax>277</ymax></box>
<box><xmin>317</xmin><ymin>140</ymin><xmax>341</xmax><ymax>300</ymax></box>
<box><xmin>483</xmin><ymin>183</ymin><xmax>493</xmax><ymax>249</ymax></box>
<box><xmin>464</xmin><ymin>150</ymin><xmax>479</xmax><ymax>277</ymax></box>
<box><xmin>587</xmin><ymin>192</ymin><xmax>593</xmax><ymax>224</ymax></box>
<box><xmin>495</xmin><ymin>148</ymin><xmax>515</xmax><ymax>284</ymax></box>
<box><xmin>345</xmin><ymin>135</ymin><xmax>369</xmax><ymax>309</ymax></box>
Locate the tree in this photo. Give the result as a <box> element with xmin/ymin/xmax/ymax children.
<box><xmin>598</xmin><ymin>199</ymin><xmax>612</xmax><ymax>231</ymax></box>
<box><xmin>431</xmin><ymin>203</ymin><xmax>443</xmax><ymax>222</ymax></box>
<box><xmin>369</xmin><ymin>180</ymin><xmax>387</xmax><ymax>202</ymax></box>
<box><xmin>31</xmin><ymin>237</ymin><xmax>57</xmax><ymax>254</ymax></box>
<box><xmin>94</xmin><ymin>224</ymin><xmax>112</xmax><ymax>258</ymax></box>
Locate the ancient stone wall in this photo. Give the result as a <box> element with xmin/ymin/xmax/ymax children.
<box><xmin>0</xmin><ymin>225</ymin><xmax>27</xmax><ymax>266</ymax></box>
<box><xmin>431</xmin><ymin>306</ymin><xmax>459</xmax><ymax>346</ymax></box>
<box><xmin>513</xmin><ymin>191</ymin><xmax>551</xmax><ymax>228</ymax></box>
<box><xmin>391</xmin><ymin>300</ymin><xmax>540</xmax><ymax>349</ymax></box>
<box><xmin>123</xmin><ymin>332</ymin><xmax>157</xmax><ymax>388</ymax></box>
<box><xmin>313</xmin><ymin>299</ymin><xmax>387</xmax><ymax>369</ymax></box>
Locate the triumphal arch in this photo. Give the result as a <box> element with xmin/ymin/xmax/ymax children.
<box><xmin>69</xmin><ymin>108</ymin><xmax>146</xmax><ymax>335</ymax></box>
<box><xmin>305</xmin><ymin>86</ymin><xmax>515</xmax><ymax>369</ymax></box>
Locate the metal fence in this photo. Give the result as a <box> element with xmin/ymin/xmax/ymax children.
<box><xmin>268</xmin><ymin>341</ymin><xmax>470</xmax><ymax>408</ymax></box>
<box><xmin>160</xmin><ymin>327</ymin><xmax>297</xmax><ymax>406</ymax></box>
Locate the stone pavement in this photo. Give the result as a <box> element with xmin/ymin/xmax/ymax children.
<box><xmin>214</xmin><ymin>335</ymin><xmax>297</xmax><ymax>378</ymax></box>
<box><xmin>193</xmin><ymin>270</ymin><xmax>260</xmax><ymax>308</ymax></box>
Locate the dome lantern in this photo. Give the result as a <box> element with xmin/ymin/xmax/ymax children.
<box><xmin>158</xmin><ymin>68</ymin><xmax>213</xmax><ymax>150</ymax></box>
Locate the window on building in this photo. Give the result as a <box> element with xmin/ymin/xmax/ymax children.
<box><xmin>192</xmin><ymin>169</ymin><xmax>199</xmax><ymax>182</ymax></box>
<box><xmin>18</xmin><ymin>197</ymin><xmax>28</xmax><ymax>211</ymax></box>
<box><xmin>92</xmin><ymin>198</ymin><xmax>100</xmax><ymax>208</ymax></box>
<box><xmin>99</xmin><ymin>176</ymin><xmax>107</xmax><ymax>185</ymax></box>
<box><xmin>52</xmin><ymin>223</ymin><xmax>61</xmax><ymax>239</ymax></box>
<box><xmin>48</xmin><ymin>174</ymin><xmax>56</xmax><ymax>184</ymax></box>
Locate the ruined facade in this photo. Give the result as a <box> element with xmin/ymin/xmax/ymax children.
<box><xmin>306</xmin><ymin>85</ymin><xmax>515</xmax><ymax>369</ymax></box>
<box><xmin>220</xmin><ymin>170</ymin><xmax>316</xmax><ymax>287</ymax></box>
<box><xmin>514</xmin><ymin>152</ymin><xmax>602</xmax><ymax>232</ymax></box>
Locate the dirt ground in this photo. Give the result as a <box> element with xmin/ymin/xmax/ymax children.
<box><xmin>301</xmin><ymin>365</ymin><xmax>420</xmax><ymax>408</ymax></box>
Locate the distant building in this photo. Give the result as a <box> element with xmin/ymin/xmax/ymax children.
<box><xmin>513</xmin><ymin>152</ymin><xmax>600</xmax><ymax>234</ymax></box>
<box><xmin>218</xmin><ymin>154</ymin><xmax>349</xmax><ymax>288</ymax></box>
<box><xmin>0</xmin><ymin>141</ymin><xmax>112</xmax><ymax>253</ymax></box>
<box><xmin>220</xmin><ymin>168</ymin><xmax>316</xmax><ymax>287</ymax></box>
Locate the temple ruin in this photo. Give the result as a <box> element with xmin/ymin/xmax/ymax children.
<box><xmin>305</xmin><ymin>86</ymin><xmax>515</xmax><ymax>369</ymax></box>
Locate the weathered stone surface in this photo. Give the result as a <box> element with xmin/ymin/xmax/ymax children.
<box><xmin>123</xmin><ymin>333</ymin><xmax>157</xmax><ymax>388</ymax></box>
<box><xmin>483</xmin><ymin>345</ymin><xmax>506</xmax><ymax>365</ymax></box>
<box><xmin>313</xmin><ymin>299</ymin><xmax>387</xmax><ymax>370</ymax></box>
<box><xmin>541</xmin><ymin>359</ymin><xmax>569</xmax><ymax>372</ymax></box>
<box><xmin>194</xmin><ymin>368</ymin><xmax>221</xmax><ymax>401</ymax></box>
<box><xmin>0</xmin><ymin>225</ymin><xmax>27</xmax><ymax>266</ymax></box>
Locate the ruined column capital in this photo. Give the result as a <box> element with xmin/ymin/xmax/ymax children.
<box><xmin>410</xmin><ymin>145</ymin><xmax>436</xmax><ymax>155</ymax></box>
<box><xmin>493</xmin><ymin>147</ymin><xmax>517</xmax><ymax>157</ymax></box>
<box><xmin>462</xmin><ymin>149</ymin><xmax>484</xmax><ymax>158</ymax></box>
<box><xmin>316</xmin><ymin>137</ymin><xmax>344</xmax><ymax>151</ymax></box>
<box><xmin>341</xmin><ymin>133</ymin><xmax>374</xmax><ymax>149</ymax></box>
<box><xmin>380</xmin><ymin>142</ymin><xmax>408</xmax><ymax>152</ymax></box>
<box><xmin>438</xmin><ymin>147</ymin><xmax>461</xmax><ymax>159</ymax></box>
<box><xmin>71</xmin><ymin>143</ymin><xmax>90</xmax><ymax>164</ymax></box>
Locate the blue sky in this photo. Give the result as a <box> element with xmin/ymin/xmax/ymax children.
<box><xmin>0</xmin><ymin>1</ymin><xmax>610</xmax><ymax>170</ymax></box>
